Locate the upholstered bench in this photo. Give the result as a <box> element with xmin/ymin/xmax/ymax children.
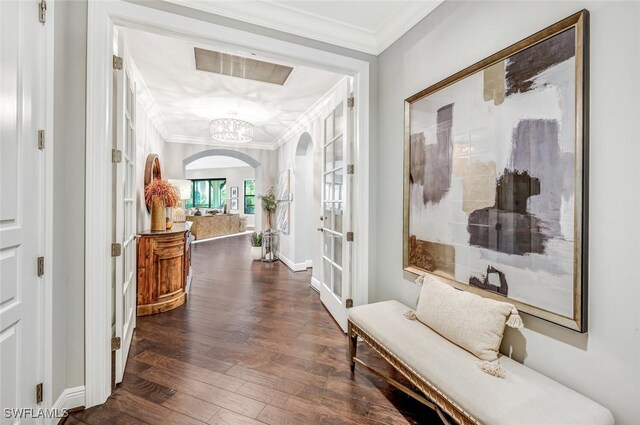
<box><xmin>348</xmin><ymin>300</ymin><xmax>614</xmax><ymax>425</ymax></box>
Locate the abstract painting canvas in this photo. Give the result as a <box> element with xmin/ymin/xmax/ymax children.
<box><xmin>276</xmin><ymin>170</ymin><xmax>290</xmax><ymax>234</ymax></box>
<box><xmin>403</xmin><ymin>11</ymin><xmax>589</xmax><ymax>331</ymax></box>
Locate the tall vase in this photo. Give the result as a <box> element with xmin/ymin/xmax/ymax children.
<box><xmin>265</xmin><ymin>211</ymin><xmax>272</xmax><ymax>231</ymax></box>
<box><xmin>151</xmin><ymin>196</ymin><xmax>165</xmax><ymax>231</ymax></box>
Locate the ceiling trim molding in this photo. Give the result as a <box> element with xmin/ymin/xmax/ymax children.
<box><xmin>270</xmin><ymin>76</ymin><xmax>347</xmax><ymax>149</ymax></box>
<box><xmin>163</xmin><ymin>0</ymin><xmax>444</xmax><ymax>55</ymax></box>
<box><xmin>374</xmin><ymin>1</ymin><xmax>444</xmax><ymax>53</ymax></box>
<box><xmin>168</xmin><ymin>134</ymin><xmax>279</xmax><ymax>150</ymax></box>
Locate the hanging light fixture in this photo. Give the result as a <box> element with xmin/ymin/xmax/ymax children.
<box><xmin>209</xmin><ymin>117</ymin><xmax>254</xmax><ymax>143</ymax></box>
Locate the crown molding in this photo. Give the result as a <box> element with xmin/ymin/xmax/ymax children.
<box><xmin>163</xmin><ymin>0</ymin><xmax>444</xmax><ymax>55</ymax></box>
<box><xmin>167</xmin><ymin>134</ymin><xmax>279</xmax><ymax>150</ymax></box>
<box><xmin>270</xmin><ymin>76</ymin><xmax>347</xmax><ymax>149</ymax></box>
<box><xmin>374</xmin><ymin>1</ymin><xmax>444</xmax><ymax>53</ymax></box>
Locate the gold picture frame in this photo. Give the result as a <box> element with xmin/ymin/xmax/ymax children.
<box><xmin>403</xmin><ymin>10</ymin><xmax>589</xmax><ymax>332</ymax></box>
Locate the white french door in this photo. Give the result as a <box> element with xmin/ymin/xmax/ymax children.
<box><xmin>112</xmin><ymin>34</ymin><xmax>137</xmax><ymax>384</ymax></box>
<box><xmin>320</xmin><ymin>79</ymin><xmax>352</xmax><ymax>332</ymax></box>
<box><xmin>0</xmin><ymin>0</ymin><xmax>46</xmax><ymax>420</ymax></box>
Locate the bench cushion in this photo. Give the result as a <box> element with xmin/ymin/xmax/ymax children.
<box><xmin>348</xmin><ymin>300</ymin><xmax>614</xmax><ymax>425</ymax></box>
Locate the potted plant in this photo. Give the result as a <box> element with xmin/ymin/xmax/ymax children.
<box><xmin>250</xmin><ymin>232</ymin><xmax>263</xmax><ymax>261</ymax></box>
<box><xmin>145</xmin><ymin>179</ymin><xmax>180</xmax><ymax>231</ymax></box>
<box><xmin>258</xmin><ymin>188</ymin><xmax>277</xmax><ymax>231</ymax></box>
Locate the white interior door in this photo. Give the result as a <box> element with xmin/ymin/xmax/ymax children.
<box><xmin>320</xmin><ymin>79</ymin><xmax>352</xmax><ymax>332</ymax></box>
<box><xmin>113</xmin><ymin>34</ymin><xmax>137</xmax><ymax>384</ymax></box>
<box><xmin>0</xmin><ymin>0</ymin><xmax>46</xmax><ymax>420</ymax></box>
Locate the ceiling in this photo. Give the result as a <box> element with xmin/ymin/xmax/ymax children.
<box><xmin>165</xmin><ymin>0</ymin><xmax>444</xmax><ymax>54</ymax></box>
<box><xmin>124</xmin><ymin>28</ymin><xmax>345</xmax><ymax>150</ymax></box>
<box><xmin>186</xmin><ymin>156</ymin><xmax>253</xmax><ymax>170</ymax></box>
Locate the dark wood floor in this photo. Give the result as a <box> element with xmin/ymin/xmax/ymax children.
<box><xmin>68</xmin><ymin>235</ymin><xmax>441</xmax><ymax>424</ymax></box>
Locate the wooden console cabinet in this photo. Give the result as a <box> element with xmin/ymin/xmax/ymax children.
<box><xmin>137</xmin><ymin>225</ymin><xmax>191</xmax><ymax>316</ymax></box>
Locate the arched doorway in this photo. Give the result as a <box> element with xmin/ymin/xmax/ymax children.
<box><xmin>293</xmin><ymin>133</ymin><xmax>314</xmax><ymax>265</ymax></box>
<box><xmin>183</xmin><ymin>149</ymin><xmax>263</xmax><ymax>229</ymax></box>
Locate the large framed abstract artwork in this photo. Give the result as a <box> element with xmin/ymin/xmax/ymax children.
<box><xmin>276</xmin><ymin>169</ymin><xmax>291</xmax><ymax>234</ymax></box>
<box><xmin>403</xmin><ymin>11</ymin><xmax>589</xmax><ymax>332</ymax></box>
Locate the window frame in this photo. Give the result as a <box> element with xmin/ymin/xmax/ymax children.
<box><xmin>186</xmin><ymin>178</ymin><xmax>227</xmax><ymax>209</ymax></box>
<box><xmin>243</xmin><ymin>179</ymin><xmax>256</xmax><ymax>215</ymax></box>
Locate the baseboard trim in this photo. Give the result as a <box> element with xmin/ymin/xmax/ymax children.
<box><xmin>53</xmin><ymin>385</ymin><xmax>85</xmax><ymax>415</ymax></box>
<box><xmin>191</xmin><ymin>230</ymin><xmax>252</xmax><ymax>245</ymax></box>
<box><xmin>310</xmin><ymin>277</ymin><xmax>321</xmax><ymax>292</ymax></box>
<box><xmin>277</xmin><ymin>252</ymin><xmax>307</xmax><ymax>272</ymax></box>
<box><xmin>305</xmin><ymin>260</ymin><xmax>313</xmax><ymax>268</ymax></box>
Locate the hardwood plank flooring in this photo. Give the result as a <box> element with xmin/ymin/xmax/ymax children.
<box><xmin>68</xmin><ymin>235</ymin><xmax>442</xmax><ymax>424</ymax></box>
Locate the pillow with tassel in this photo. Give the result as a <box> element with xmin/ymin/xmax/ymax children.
<box><xmin>411</xmin><ymin>274</ymin><xmax>523</xmax><ymax>377</ymax></box>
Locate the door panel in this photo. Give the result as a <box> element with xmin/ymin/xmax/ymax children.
<box><xmin>0</xmin><ymin>0</ymin><xmax>45</xmax><ymax>421</ymax></box>
<box><xmin>319</xmin><ymin>79</ymin><xmax>352</xmax><ymax>332</ymax></box>
<box><xmin>113</xmin><ymin>33</ymin><xmax>137</xmax><ymax>384</ymax></box>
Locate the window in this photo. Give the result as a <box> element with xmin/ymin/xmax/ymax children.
<box><xmin>184</xmin><ymin>179</ymin><xmax>227</xmax><ymax>209</ymax></box>
<box><xmin>244</xmin><ymin>179</ymin><xmax>256</xmax><ymax>214</ymax></box>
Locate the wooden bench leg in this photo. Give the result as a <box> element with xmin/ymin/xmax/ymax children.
<box><xmin>348</xmin><ymin>321</ymin><xmax>357</xmax><ymax>373</ymax></box>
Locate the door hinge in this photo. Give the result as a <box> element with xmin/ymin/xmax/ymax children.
<box><xmin>346</xmin><ymin>232</ymin><xmax>354</xmax><ymax>242</ymax></box>
<box><xmin>112</xmin><ymin>149</ymin><xmax>122</xmax><ymax>163</ymax></box>
<box><xmin>347</xmin><ymin>164</ymin><xmax>354</xmax><ymax>175</ymax></box>
<box><xmin>111</xmin><ymin>243</ymin><xmax>122</xmax><ymax>257</ymax></box>
<box><xmin>113</xmin><ymin>55</ymin><xmax>123</xmax><ymax>70</ymax></box>
<box><xmin>346</xmin><ymin>299</ymin><xmax>353</xmax><ymax>308</ymax></box>
<box><xmin>38</xmin><ymin>130</ymin><xmax>45</xmax><ymax>150</ymax></box>
<box><xmin>36</xmin><ymin>383</ymin><xmax>43</xmax><ymax>404</ymax></box>
<box><xmin>37</xmin><ymin>256</ymin><xmax>45</xmax><ymax>277</ymax></box>
<box><xmin>347</xmin><ymin>96</ymin><xmax>355</xmax><ymax>108</ymax></box>
<box><xmin>111</xmin><ymin>336</ymin><xmax>121</xmax><ymax>351</ymax></box>
<box><xmin>38</xmin><ymin>0</ymin><xmax>46</xmax><ymax>24</ymax></box>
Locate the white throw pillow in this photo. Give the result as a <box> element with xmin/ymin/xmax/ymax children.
<box><xmin>415</xmin><ymin>274</ymin><xmax>522</xmax><ymax>362</ymax></box>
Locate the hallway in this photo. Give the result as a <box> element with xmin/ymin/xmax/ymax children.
<box><xmin>68</xmin><ymin>236</ymin><xmax>439</xmax><ymax>424</ymax></box>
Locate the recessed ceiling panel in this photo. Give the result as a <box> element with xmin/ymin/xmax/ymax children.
<box><xmin>194</xmin><ymin>48</ymin><xmax>293</xmax><ymax>85</ymax></box>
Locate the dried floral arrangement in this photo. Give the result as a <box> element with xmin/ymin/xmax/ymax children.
<box><xmin>144</xmin><ymin>179</ymin><xmax>180</xmax><ymax>208</ymax></box>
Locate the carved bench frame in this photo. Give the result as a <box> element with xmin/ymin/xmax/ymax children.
<box><xmin>348</xmin><ymin>319</ymin><xmax>479</xmax><ymax>425</ymax></box>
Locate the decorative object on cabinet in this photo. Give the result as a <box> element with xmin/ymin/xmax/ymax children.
<box><xmin>276</xmin><ymin>169</ymin><xmax>291</xmax><ymax>234</ymax></box>
<box><xmin>137</xmin><ymin>224</ymin><xmax>192</xmax><ymax>316</ymax></box>
<box><xmin>168</xmin><ymin>179</ymin><xmax>192</xmax><ymax>223</ymax></box>
<box><xmin>262</xmin><ymin>230</ymin><xmax>279</xmax><ymax>262</ymax></box>
<box><xmin>250</xmin><ymin>232</ymin><xmax>263</xmax><ymax>261</ymax></box>
<box><xmin>258</xmin><ymin>188</ymin><xmax>277</xmax><ymax>231</ymax></box>
<box><xmin>144</xmin><ymin>179</ymin><xmax>180</xmax><ymax>231</ymax></box>
<box><xmin>143</xmin><ymin>153</ymin><xmax>162</xmax><ymax>213</ymax></box>
<box><xmin>403</xmin><ymin>10</ymin><xmax>589</xmax><ymax>332</ymax></box>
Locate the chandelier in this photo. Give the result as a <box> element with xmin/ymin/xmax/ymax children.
<box><xmin>209</xmin><ymin>118</ymin><xmax>253</xmax><ymax>143</ymax></box>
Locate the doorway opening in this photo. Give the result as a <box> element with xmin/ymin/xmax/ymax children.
<box><xmin>293</xmin><ymin>132</ymin><xmax>314</xmax><ymax>268</ymax></box>
<box><xmin>86</xmin><ymin>1</ymin><xmax>370</xmax><ymax>407</ymax></box>
<box><xmin>183</xmin><ymin>149</ymin><xmax>262</xmax><ymax>231</ymax></box>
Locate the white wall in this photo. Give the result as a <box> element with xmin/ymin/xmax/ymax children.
<box><xmin>185</xmin><ymin>166</ymin><xmax>256</xmax><ymax>227</ymax></box>
<box><xmin>275</xmin><ymin>81</ymin><xmax>346</xmax><ymax>277</ymax></box>
<box><xmin>293</xmin><ymin>147</ymin><xmax>313</xmax><ymax>264</ymax></box>
<box><xmin>375</xmin><ymin>1</ymin><xmax>640</xmax><ymax>423</ymax></box>
<box><xmin>52</xmin><ymin>0</ymin><xmax>87</xmax><ymax>404</ymax></box>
